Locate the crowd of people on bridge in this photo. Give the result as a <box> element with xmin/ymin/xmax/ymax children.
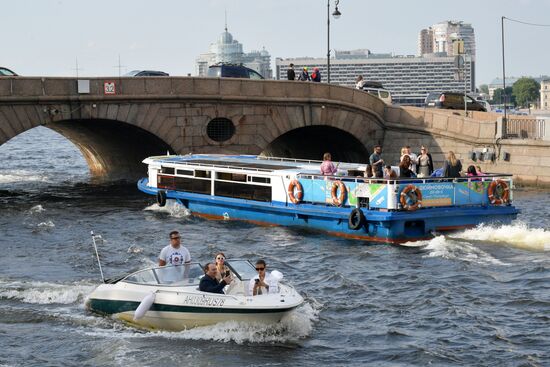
<box><xmin>287</xmin><ymin>63</ymin><xmax>322</xmax><ymax>82</ymax></box>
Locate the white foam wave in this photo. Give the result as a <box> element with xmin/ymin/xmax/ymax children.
<box><xmin>420</xmin><ymin>235</ymin><xmax>507</xmax><ymax>266</ymax></box>
<box><xmin>29</xmin><ymin>204</ymin><xmax>46</xmax><ymax>213</ymax></box>
<box><xmin>0</xmin><ymin>279</ymin><xmax>95</xmax><ymax>304</ymax></box>
<box><xmin>0</xmin><ymin>170</ymin><xmax>49</xmax><ymax>184</ymax></box>
<box><xmin>37</xmin><ymin>220</ymin><xmax>55</xmax><ymax>228</ymax></box>
<box><xmin>144</xmin><ymin>201</ymin><xmax>191</xmax><ymax>218</ymax></box>
<box><xmin>127</xmin><ymin>245</ymin><xmax>143</xmax><ymax>254</ymax></box>
<box><xmin>449</xmin><ymin>223</ymin><xmax>550</xmax><ymax>252</ymax></box>
<box><xmin>82</xmin><ymin>302</ymin><xmax>319</xmax><ymax>344</ymax></box>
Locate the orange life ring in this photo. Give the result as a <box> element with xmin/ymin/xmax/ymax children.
<box><xmin>488</xmin><ymin>179</ymin><xmax>509</xmax><ymax>205</ymax></box>
<box><xmin>331</xmin><ymin>180</ymin><xmax>347</xmax><ymax>206</ymax></box>
<box><xmin>287</xmin><ymin>179</ymin><xmax>303</xmax><ymax>204</ymax></box>
<box><xmin>400</xmin><ymin>184</ymin><xmax>423</xmax><ymax>211</ymax></box>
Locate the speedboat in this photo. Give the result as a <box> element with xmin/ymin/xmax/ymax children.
<box><xmin>85</xmin><ymin>259</ymin><xmax>303</xmax><ymax>331</ymax></box>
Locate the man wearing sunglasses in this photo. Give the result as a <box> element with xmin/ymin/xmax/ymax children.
<box><xmin>158</xmin><ymin>230</ymin><xmax>191</xmax><ymax>267</ymax></box>
<box><xmin>249</xmin><ymin>259</ymin><xmax>279</xmax><ymax>296</ymax></box>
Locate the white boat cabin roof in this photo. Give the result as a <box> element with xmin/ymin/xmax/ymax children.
<box><xmin>143</xmin><ymin>154</ymin><xmax>366</xmax><ymax>175</ymax></box>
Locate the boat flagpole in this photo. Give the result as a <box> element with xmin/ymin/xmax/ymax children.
<box><xmin>90</xmin><ymin>231</ymin><xmax>105</xmax><ymax>283</ymax></box>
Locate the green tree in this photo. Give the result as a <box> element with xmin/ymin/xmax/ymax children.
<box><xmin>492</xmin><ymin>87</ymin><xmax>515</xmax><ymax>106</ymax></box>
<box><xmin>512</xmin><ymin>77</ymin><xmax>540</xmax><ymax>107</ymax></box>
<box><xmin>479</xmin><ymin>84</ymin><xmax>489</xmax><ymax>95</ymax></box>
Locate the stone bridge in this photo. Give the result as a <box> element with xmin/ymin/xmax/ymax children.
<box><xmin>1</xmin><ymin>77</ymin><xmax>548</xmax><ymax>185</ymax></box>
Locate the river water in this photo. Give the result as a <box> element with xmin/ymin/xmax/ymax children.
<box><xmin>1</xmin><ymin>127</ymin><xmax>549</xmax><ymax>366</ymax></box>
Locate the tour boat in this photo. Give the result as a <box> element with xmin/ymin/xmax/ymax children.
<box><xmin>86</xmin><ymin>259</ymin><xmax>303</xmax><ymax>331</ymax></box>
<box><xmin>137</xmin><ymin>154</ymin><xmax>519</xmax><ymax>244</ymax></box>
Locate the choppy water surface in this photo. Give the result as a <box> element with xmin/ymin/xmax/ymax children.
<box><xmin>1</xmin><ymin>127</ymin><xmax>549</xmax><ymax>366</ymax></box>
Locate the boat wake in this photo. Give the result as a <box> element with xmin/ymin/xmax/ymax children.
<box><xmin>404</xmin><ymin>236</ymin><xmax>507</xmax><ymax>266</ymax></box>
<box><xmin>449</xmin><ymin>222</ymin><xmax>550</xmax><ymax>252</ymax></box>
<box><xmin>0</xmin><ymin>170</ymin><xmax>50</xmax><ymax>184</ymax></box>
<box><xmin>144</xmin><ymin>201</ymin><xmax>191</xmax><ymax>218</ymax></box>
<box><xmin>0</xmin><ymin>278</ymin><xmax>95</xmax><ymax>305</ymax></box>
<box><xmin>81</xmin><ymin>301</ymin><xmax>320</xmax><ymax>345</ymax></box>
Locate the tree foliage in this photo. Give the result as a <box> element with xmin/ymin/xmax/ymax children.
<box><xmin>492</xmin><ymin>87</ymin><xmax>515</xmax><ymax>106</ymax></box>
<box><xmin>512</xmin><ymin>77</ymin><xmax>540</xmax><ymax>107</ymax></box>
<box><xmin>479</xmin><ymin>84</ymin><xmax>489</xmax><ymax>95</ymax></box>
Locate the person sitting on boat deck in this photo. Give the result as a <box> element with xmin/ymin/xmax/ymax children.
<box><xmin>158</xmin><ymin>231</ymin><xmax>191</xmax><ymax>267</ymax></box>
<box><xmin>199</xmin><ymin>263</ymin><xmax>233</xmax><ymax>294</ymax></box>
<box><xmin>369</xmin><ymin>145</ymin><xmax>384</xmax><ymax>178</ymax></box>
<box><xmin>384</xmin><ymin>165</ymin><xmax>397</xmax><ymax>179</ymax></box>
<box><xmin>466</xmin><ymin>165</ymin><xmax>478</xmax><ymax>177</ymax></box>
<box><xmin>399</xmin><ymin>155</ymin><xmax>416</xmax><ymax>178</ymax></box>
<box><xmin>443</xmin><ymin>151</ymin><xmax>463</xmax><ymax>178</ymax></box>
<box><xmin>475</xmin><ymin>165</ymin><xmax>486</xmax><ymax>176</ymax></box>
<box><xmin>249</xmin><ymin>259</ymin><xmax>279</xmax><ymax>296</ymax></box>
<box><xmin>364</xmin><ymin>163</ymin><xmax>374</xmax><ymax>178</ymax></box>
<box><xmin>214</xmin><ymin>252</ymin><xmax>230</xmax><ymax>282</ymax></box>
<box><xmin>320</xmin><ymin>152</ymin><xmax>338</xmax><ymax>176</ymax></box>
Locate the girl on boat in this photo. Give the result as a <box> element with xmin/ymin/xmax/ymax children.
<box><xmin>320</xmin><ymin>152</ymin><xmax>338</xmax><ymax>176</ymax></box>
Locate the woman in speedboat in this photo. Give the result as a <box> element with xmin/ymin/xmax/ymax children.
<box><xmin>249</xmin><ymin>259</ymin><xmax>279</xmax><ymax>296</ymax></box>
<box><xmin>214</xmin><ymin>252</ymin><xmax>230</xmax><ymax>281</ymax></box>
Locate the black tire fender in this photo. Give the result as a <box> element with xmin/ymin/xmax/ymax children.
<box><xmin>157</xmin><ymin>190</ymin><xmax>167</xmax><ymax>207</ymax></box>
<box><xmin>348</xmin><ymin>208</ymin><xmax>365</xmax><ymax>230</ymax></box>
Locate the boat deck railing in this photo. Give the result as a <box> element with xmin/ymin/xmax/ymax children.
<box><xmin>296</xmin><ymin>173</ymin><xmax>514</xmax><ymax>184</ymax></box>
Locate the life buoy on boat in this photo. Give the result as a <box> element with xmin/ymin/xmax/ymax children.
<box><xmin>400</xmin><ymin>184</ymin><xmax>422</xmax><ymax>211</ymax></box>
<box><xmin>331</xmin><ymin>180</ymin><xmax>347</xmax><ymax>206</ymax></box>
<box><xmin>287</xmin><ymin>179</ymin><xmax>303</xmax><ymax>204</ymax></box>
<box><xmin>157</xmin><ymin>190</ymin><xmax>167</xmax><ymax>207</ymax></box>
<box><xmin>488</xmin><ymin>179</ymin><xmax>509</xmax><ymax>205</ymax></box>
<box><xmin>348</xmin><ymin>208</ymin><xmax>365</xmax><ymax>230</ymax></box>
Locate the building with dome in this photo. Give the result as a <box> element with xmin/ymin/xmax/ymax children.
<box><xmin>196</xmin><ymin>27</ymin><xmax>272</xmax><ymax>79</ymax></box>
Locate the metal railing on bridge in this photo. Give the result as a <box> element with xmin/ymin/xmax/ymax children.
<box><xmin>504</xmin><ymin>117</ymin><xmax>549</xmax><ymax>140</ymax></box>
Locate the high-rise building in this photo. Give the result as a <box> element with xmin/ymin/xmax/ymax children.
<box><xmin>275</xmin><ymin>51</ymin><xmax>475</xmax><ymax>106</ymax></box>
<box><xmin>195</xmin><ymin>26</ymin><xmax>272</xmax><ymax>79</ymax></box>
<box><xmin>418</xmin><ymin>21</ymin><xmax>475</xmax><ymax>58</ymax></box>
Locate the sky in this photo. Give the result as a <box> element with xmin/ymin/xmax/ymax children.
<box><xmin>2</xmin><ymin>0</ymin><xmax>550</xmax><ymax>85</ymax></box>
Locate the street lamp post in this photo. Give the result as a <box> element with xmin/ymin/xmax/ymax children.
<box><xmin>501</xmin><ymin>16</ymin><xmax>507</xmax><ymax>122</ymax></box>
<box><xmin>327</xmin><ymin>0</ymin><xmax>341</xmax><ymax>84</ymax></box>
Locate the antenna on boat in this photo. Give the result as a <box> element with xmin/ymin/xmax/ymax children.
<box><xmin>90</xmin><ymin>231</ymin><xmax>105</xmax><ymax>283</ymax></box>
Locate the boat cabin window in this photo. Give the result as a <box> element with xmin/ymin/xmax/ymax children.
<box><xmin>216</xmin><ymin>172</ymin><xmax>246</xmax><ymax>182</ymax></box>
<box><xmin>195</xmin><ymin>170</ymin><xmax>211</xmax><ymax>178</ymax></box>
<box><xmin>176</xmin><ymin>169</ymin><xmax>194</xmax><ymax>176</ymax></box>
<box><xmin>161</xmin><ymin>166</ymin><xmax>175</xmax><ymax>175</ymax></box>
<box><xmin>123</xmin><ymin>263</ymin><xmax>205</xmax><ymax>286</ymax></box>
<box><xmin>248</xmin><ymin>176</ymin><xmax>271</xmax><ymax>184</ymax></box>
<box><xmin>214</xmin><ymin>180</ymin><xmax>271</xmax><ymax>202</ymax></box>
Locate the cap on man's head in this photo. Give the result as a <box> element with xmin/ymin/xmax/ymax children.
<box><xmin>169</xmin><ymin>230</ymin><xmax>179</xmax><ymax>238</ymax></box>
<box><xmin>314</xmin><ymin>67</ymin><xmax>319</xmax><ymax>71</ymax></box>
<box><xmin>303</xmin><ymin>67</ymin><xmax>308</xmax><ymax>71</ymax></box>
<box><xmin>289</xmin><ymin>63</ymin><xmax>294</xmax><ymax>67</ymax></box>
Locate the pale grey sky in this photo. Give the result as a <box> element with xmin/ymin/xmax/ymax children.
<box><xmin>2</xmin><ymin>0</ymin><xmax>550</xmax><ymax>85</ymax></box>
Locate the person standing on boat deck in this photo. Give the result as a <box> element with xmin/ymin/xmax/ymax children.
<box><xmin>214</xmin><ymin>252</ymin><xmax>230</xmax><ymax>282</ymax></box>
<box><xmin>249</xmin><ymin>259</ymin><xmax>279</xmax><ymax>296</ymax></box>
<box><xmin>416</xmin><ymin>146</ymin><xmax>434</xmax><ymax>177</ymax></box>
<box><xmin>286</xmin><ymin>63</ymin><xmax>296</xmax><ymax>80</ymax></box>
<box><xmin>320</xmin><ymin>152</ymin><xmax>338</xmax><ymax>176</ymax></box>
<box><xmin>443</xmin><ymin>151</ymin><xmax>463</xmax><ymax>178</ymax></box>
<box><xmin>200</xmin><ymin>263</ymin><xmax>232</xmax><ymax>294</ymax></box>
<box><xmin>405</xmin><ymin>146</ymin><xmax>418</xmax><ymax>173</ymax></box>
<box><xmin>369</xmin><ymin>145</ymin><xmax>384</xmax><ymax>178</ymax></box>
<box><xmin>158</xmin><ymin>231</ymin><xmax>191</xmax><ymax>267</ymax></box>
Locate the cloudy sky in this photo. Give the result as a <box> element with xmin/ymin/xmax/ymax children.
<box><xmin>2</xmin><ymin>0</ymin><xmax>550</xmax><ymax>84</ymax></box>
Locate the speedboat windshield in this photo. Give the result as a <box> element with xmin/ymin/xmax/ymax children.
<box><xmin>225</xmin><ymin>260</ymin><xmax>257</xmax><ymax>281</ymax></box>
<box><xmin>122</xmin><ymin>263</ymin><xmax>204</xmax><ymax>286</ymax></box>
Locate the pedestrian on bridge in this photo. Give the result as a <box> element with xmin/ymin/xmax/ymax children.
<box><xmin>287</xmin><ymin>63</ymin><xmax>296</xmax><ymax>80</ymax></box>
<box><xmin>311</xmin><ymin>67</ymin><xmax>321</xmax><ymax>82</ymax></box>
<box><xmin>298</xmin><ymin>67</ymin><xmax>310</xmax><ymax>81</ymax></box>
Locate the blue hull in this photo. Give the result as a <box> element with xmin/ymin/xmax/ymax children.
<box><xmin>138</xmin><ymin>178</ymin><xmax>519</xmax><ymax>244</ymax></box>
